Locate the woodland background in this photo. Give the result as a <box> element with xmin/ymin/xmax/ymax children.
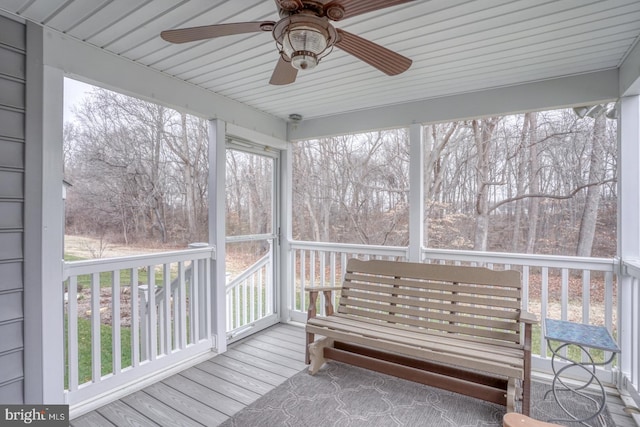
<box><xmin>64</xmin><ymin>86</ymin><xmax>617</xmax><ymax>258</ymax></box>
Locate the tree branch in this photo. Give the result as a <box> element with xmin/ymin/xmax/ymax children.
<box><xmin>488</xmin><ymin>178</ymin><xmax>617</xmax><ymax>212</ymax></box>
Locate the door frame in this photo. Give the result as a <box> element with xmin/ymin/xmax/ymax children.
<box><xmin>224</xmin><ymin>140</ymin><xmax>282</xmax><ymax>343</ymax></box>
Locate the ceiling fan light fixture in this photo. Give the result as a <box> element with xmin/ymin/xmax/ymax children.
<box><xmin>274</xmin><ymin>14</ymin><xmax>337</xmax><ymax>72</ymax></box>
<box><xmin>283</xmin><ymin>23</ymin><xmax>327</xmax><ymax>70</ymax></box>
<box><xmin>290</xmin><ymin>51</ymin><xmax>318</xmax><ymax>70</ymax></box>
<box><xmin>162</xmin><ymin>0</ymin><xmax>413</xmax><ymax>85</ymax></box>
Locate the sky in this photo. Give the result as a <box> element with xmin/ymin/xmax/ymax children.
<box><xmin>63</xmin><ymin>77</ymin><xmax>94</xmax><ymax>123</ymax></box>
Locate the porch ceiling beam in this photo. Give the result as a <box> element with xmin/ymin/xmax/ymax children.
<box><xmin>40</xmin><ymin>28</ymin><xmax>287</xmax><ymax>141</ymax></box>
<box><xmin>288</xmin><ymin>69</ymin><xmax>619</xmax><ymax>140</ymax></box>
<box><xmin>620</xmin><ymin>37</ymin><xmax>640</xmax><ymax>97</ymax></box>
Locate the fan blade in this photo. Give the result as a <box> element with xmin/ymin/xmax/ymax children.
<box><xmin>161</xmin><ymin>21</ymin><xmax>274</xmax><ymax>44</ymax></box>
<box><xmin>270</xmin><ymin>56</ymin><xmax>298</xmax><ymax>85</ymax></box>
<box><xmin>335</xmin><ymin>29</ymin><xmax>411</xmax><ymax>76</ymax></box>
<box><xmin>324</xmin><ymin>0</ymin><xmax>414</xmax><ymax>20</ymax></box>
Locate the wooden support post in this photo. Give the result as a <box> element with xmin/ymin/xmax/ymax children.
<box><xmin>322</xmin><ymin>290</ymin><xmax>334</xmax><ymax>316</ymax></box>
<box><xmin>305</xmin><ymin>290</ymin><xmax>319</xmax><ymax>364</ymax></box>
<box><xmin>506</xmin><ymin>377</ymin><xmax>517</xmax><ymax>413</ymax></box>
<box><xmin>522</xmin><ymin>321</ymin><xmax>532</xmax><ymax>415</ymax></box>
<box><xmin>308</xmin><ymin>337</ymin><xmax>334</xmax><ymax>374</ymax></box>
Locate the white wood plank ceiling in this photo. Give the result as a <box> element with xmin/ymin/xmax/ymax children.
<box><xmin>2</xmin><ymin>0</ymin><xmax>640</xmax><ymax>121</ymax></box>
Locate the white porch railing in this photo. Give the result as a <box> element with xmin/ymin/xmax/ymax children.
<box><xmin>288</xmin><ymin>241</ymin><xmax>620</xmax><ymax>384</ymax></box>
<box><xmin>288</xmin><ymin>241</ymin><xmax>408</xmax><ymax>320</ymax></box>
<box><xmin>619</xmin><ymin>259</ymin><xmax>640</xmax><ymax>403</ymax></box>
<box><xmin>62</xmin><ymin>240</ymin><xmax>640</xmax><ymax>412</ymax></box>
<box><xmin>62</xmin><ymin>246</ymin><xmax>215</xmax><ymax>411</ymax></box>
<box><xmin>226</xmin><ymin>252</ymin><xmax>273</xmax><ymax>336</ymax></box>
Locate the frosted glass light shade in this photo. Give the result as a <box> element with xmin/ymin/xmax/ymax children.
<box><xmin>282</xmin><ymin>25</ymin><xmax>328</xmax><ymax>70</ymax></box>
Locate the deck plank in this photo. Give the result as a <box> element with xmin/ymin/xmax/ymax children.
<box><xmin>237</xmin><ymin>339</ymin><xmax>306</xmax><ymax>364</ymax></box>
<box><xmin>260</xmin><ymin>329</ymin><xmax>306</xmax><ymax>345</ymax></box>
<box><xmin>69</xmin><ymin>323</ymin><xmax>636</xmax><ymax>427</ymax></box>
<box><xmin>607</xmin><ymin>398</ymin><xmax>637</xmax><ymax>427</ymax></box>
<box><xmin>121</xmin><ymin>390</ymin><xmax>204</xmax><ymax>427</ymax></box>
<box><xmin>162</xmin><ymin>374</ymin><xmax>245</xmax><ymax>416</ymax></box>
<box><xmin>179</xmin><ymin>366</ymin><xmax>262</xmax><ymax>405</ymax></box>
<box><xmin>70</xmin><ymin>410</ymin><xmax>117</xmax><ymax>427</ymax></box>
<box><xmin>232</xmin><ymin>341</ymin><xmax>307</xmax><ymax>370</ymax></box>
<box><xmin>144</xmin><ymin>382</ymin><xmax>228</xmax><ymax>426</ymax></box>
<box><xmin>207</xmin><ymin>354</ymin><xmax>288</xmax><ymax>386</ymax></box>
<box><xmin>250</xmin><ymin>332</ymin><xmax>307</xmax><ymax>353</ymax></box>
<box><xmin>195</xmin><ymin>360</ymin><xmax>277</xmax><ymax>393</ymax></box>
<box><xmin>274</xmin><ymin>323</ymin><xmax>306</xmax><ymax>336</ymax></box>
<box><xmin>221</xmin><ymin>347</ymin><xmax>302</xmax><ymax>377</ymax></box>
<box><xmin>262</xmin><ymin>325</ymin><xmax>306</xmax><ymax>340</ymax></box>
<box><xmin>96</xmin><ymin>400</ymin><xmax>159</xmax><ymax>426</ymax></box>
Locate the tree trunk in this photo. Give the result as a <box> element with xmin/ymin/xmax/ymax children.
<box><xmin>472</xmin><ymin>118</ymin><xmax>499</xmax><ymax>251</ymax></box>
<box><xmin>576</xmin><ymin>113</ymin><xmax>606</xmax><ymax>256</ymax></box>
<box><xmin>152</xmin><ymin>111</ymin><xmax>167</xmax><ymax>243</ymax></box>
<box><xmin>424</xmin><ymin>126</ymin><xmax>434</xmax><ymax>247</ymax></box>
<box><xmin>424</xmin><ymin>123</ymin><xmax>457</xmax><ymax>247</ymax></box>
<box><xmin>181</xmin><ymin>113</ymin><xmax>197</xmax><ymax>241</ymax></box>
<box><xmin>525</xmin><ymin>112</ymin><xmax>539</xmax><ymax>253</ymax></box>
<box><xmin>511</xmin><ymin>115</ymin><xmax>529</xmax><ymax>252</ymax></box>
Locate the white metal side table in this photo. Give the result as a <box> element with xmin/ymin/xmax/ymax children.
<box><xmin>543</xmin><ymin>318</ymin><xmax>620</xmax><ymax>426</ymax></box>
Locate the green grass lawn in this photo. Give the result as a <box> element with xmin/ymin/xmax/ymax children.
<box><xmin>65</xmin><ymin>253</ymin><xmax>168</xmax><ymax>289</ymax></box>
<box><xmin>66</xmin><ymin>253</ymin><xmax>127</xmax><ymax>387</ymax></box>
<box><xmin>64</xmin><ymin>252</ymin><xmax>189</xmax><ymax>389</ymax></box>
<box><xmin>72</xmin><ymin>269</ymin><xmax>162</xmax><ymax>289</ymax></box>
<box><xmin>65</xmin><ymin>316</ymin><xmax>132</xmax><ymax>388</ymax></box>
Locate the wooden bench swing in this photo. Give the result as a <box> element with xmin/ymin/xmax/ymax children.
<box><xmin>305</xmin><ymin>258</ymin><xmax>537</xmax><ymax>415</ymax></box>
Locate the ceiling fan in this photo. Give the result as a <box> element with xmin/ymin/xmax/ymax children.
<box><xmin>160</xmin><ymin>0</ymin><xmax>414</xmax><ymax>85</ymax></box>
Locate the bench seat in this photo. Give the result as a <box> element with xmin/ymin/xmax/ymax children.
<box><xmin>305</xmin><ymin>258</ymin><xmax>537</xmax><ymax>415</ymax></box>
<box><xmin>307</xmin><ymin>313</ymin><xmax>525</xmax><ymax>378</ymax></box>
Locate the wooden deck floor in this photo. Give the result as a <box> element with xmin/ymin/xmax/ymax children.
<box><xmin>71</xmin><ymin>323</ymin><xmax>636</xmax><ymax>427</ymax></box>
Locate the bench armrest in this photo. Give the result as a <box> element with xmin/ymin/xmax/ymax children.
<box><xmin>306</xmin><ymin>287</ymin><xmax>340</xmax><ymax>319</ymax></box>
<box><xmin>519</xmin><ymin>311</ymin><xmax>538</xmax><ymax>324</ymax></box>
<box><xmin>305</xmin><ymin>286</ymin><xmax>342</xmax><ymax>292</ymax></box>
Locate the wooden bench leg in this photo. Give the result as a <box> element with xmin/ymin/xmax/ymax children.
<box><xmin>522</xmin><ymin>377</ymin><xmax>531</xmax><ymax>416</ymax></box>
<box><xmin>507</xmin><ymin>377</ymin><xmax>530</xmax><ymax>415</ymax></box>
<box><xmin>308</xmin><ymin>337</ymin><xmax>334</xmax><ymax>375</ymax></box>
<box><xmin>522</xmin><ymin>321</ymin><xmax>533</xmax><ymax>416</ymax></box>
<box><xmin>305</xmin><ymin>332</ymin><xmax>313</xmax><ymax>364</ymax></box>
<box><xmin>506</xmin><ymin>378</ymin><xmax>517</xmax><ymax>413</ymax></box>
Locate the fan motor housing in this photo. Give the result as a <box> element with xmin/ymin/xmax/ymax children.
<box><xmin>273</xmin><ymin>14</ymin><xmax>337</xmax><ymax>47</ymax></box>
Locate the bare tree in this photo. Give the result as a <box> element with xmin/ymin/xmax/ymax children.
<box><xmin>163</xmin><ymin>112</ymin><xmax>208</xmax><ymax>242</ymax></box>
<box><xmin>226</xmin><ymin>150</ymin><xmax>273</xmax><ymax>237</ymax></box>
<box><xmin>576</xmin><ymin>112</ymin><xmax>607</xmax><ymax>256</ymax></box>
<box><xmin>471</xmin><ymin>117</ymin><xmax>500</xmax><ymax>251</ymax></box>
<box><xmin>65</xmin><ymin>89</ymin><xmax>618</xmax><ymax>258</ymax></box>
<box><xmin>525</xmin><ymin>112</ymin><xmax>540</xmax><ymax>253</ymax></box>
<box><xmin>290</xmin><ymin>109</ymin><xmax>616</xmax><ymax>257</ymax></box>
<box><xmin>65</xmin><ymin>87</ymin><xmax>209</xmax><ymax>245</ymax></box>
<box><xmin>293</xmin><ymin>130</ymin><xmax>409</xmax><ymax>246</ymax></box>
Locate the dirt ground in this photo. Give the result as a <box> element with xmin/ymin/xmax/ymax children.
<box><xmin>64</xmin><ymin>235</ymin><xmax>176</xmax><ymax>259</ymax></box>
<box><xmin>73</xmin><ymin>287</ymin><xmax>136</xmax><ymax>327</ymax></box>
<box><xmin>65</xmin><ymin>235</ymin><xmax>182</xmax><ymax>326</ymax></box>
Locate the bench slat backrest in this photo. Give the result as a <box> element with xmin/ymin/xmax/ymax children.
<box><xmin>338</xmin><ymin>259</ymin><xmax>524</xmax><ymax>346</ymax></box>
